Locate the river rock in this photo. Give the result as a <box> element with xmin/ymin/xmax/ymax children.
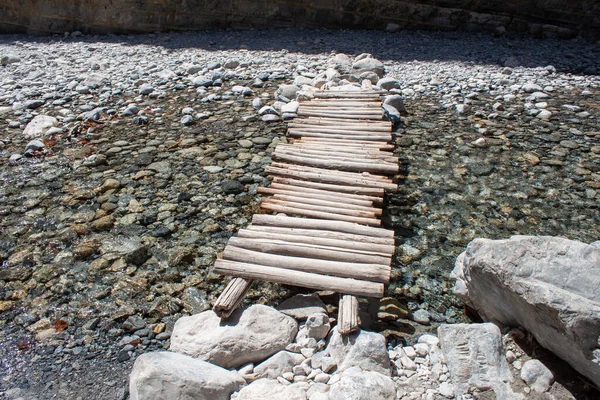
<box><xmin>170</xmin><ymin>305</ymin><xmax>298</xmax><ymax>368</ymax></box>
<box><xmin>521</xmin><ymin>359</ymin><xmax>554</xmax><ymax>393</ymax></box>
<box><xmin>129</xmin><ymin>351</ymin><xmax>245</xmax><ymax>400</ymax></box>
<box><xmin>383</xmin><ymin>94</ymin><xmax>406</xmax><ymax>113</ymax></box>
<box><xmin>326</xmin><ymin>328</ymin><xmax>391</xmax><ymax>375</ymax></box>
<box><xmin>452</xmin><ymin>236</ymin><xmax>600</xmax><ymax>387</ymax></box>
<box><xmin>277</xmin><ymin>293</ymin><xmax>327</xmax><ymax>319</ymax></box>
<box><xmin>438</xmin><ymin>323</ymin><xmax>514</xmax><ymax>398</ymax></box>
<box><xmin>254</xmin><ymin>351</ymin><xmax>305</xmax><ymax>379</ymax></box>
<box><xmin>328</xmin><ymin>367</ymin><xmax>395</xmax><ymax>400</ymax></box>
<box><xmin>352</xmin><ymin>57</ymin><xmax>385</xmax><ymax>78</ymax></box>
<box><xmin>23</xmin><ymin>115</ymin><xmax>58</xmax><ymax>139</ymax></box>
<box><xmin>236</xmin><ymin>379</ymin><xmax>307</xmax><ymax>400</ymax></box>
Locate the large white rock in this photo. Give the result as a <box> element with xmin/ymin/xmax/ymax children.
<box><xmin>236</xmin><ymin>379</ymin><xmax>307</xmax><ymax>400</ymax></box>
<box><xmin>254</xmin><ymin>351</ymin><xmax>305</xmax><ymax>379</ymax></box>
<box><xmin>328</xmin><ymin>367</ymin><xmax>395</xmax><ymax>400</ymax></box>
<box><xmin>438</xmin><ymin>323</ymin><xmax>515</xmax><ymax>398</ymax></box>
<box><xmin>23</xmin><ymin>115</ymin><xmax>58</xmax><ymax>139</ymax></box>
<box><xmin>170</xmin><ymin>305</ymin><xmax>298</xmax><ymax>369</ymax></box>
<box><xmin>326</xmin><ymin>328</ymin><xmax>391</xmax><ymax>375</ymax></box>
<box><xmin>452</xmin><ymin>236</ymin><xmax>600</xmax><ymax>387</ymax></box>
<box><xmin>129</xmin><ymin>351</ymin><xmax>245</xmax><ymax>400</ymax></box>
<box><xmin>521</xmin><ymin>359</ymin><xmax>554</xmax><ymax>393</ymax></box>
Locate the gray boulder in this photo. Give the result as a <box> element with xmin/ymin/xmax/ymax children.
<box><xmin>129</xmin><ymin>351</ymin><xmax>245</xmax><ymax>400</ymax></box>
<box><xmin>236</xmin><ymin>379</ymin><xmax>307</xmax><ymax>400</ymax></box>
<box><xmin>383</xmin><ymin>94</ymin><xmax>406</xmax><ymax>113</ymax></box>
<box><xmin>277</xmin><ymin>293</ymin><xmax>327</xmax><ymax>319</ymax></box>
<box><xmin>276</xmin><ymin>84</ymin><xmax>301</xmax><ymax>101</ymax></box>
<box><xmin>377</xmin><ymin>77</ymin><xmax>401</xmax><ymax>90</ymax></box>
<box><xmin>352</xmin><ymin>58</ymin><xmax>385</xmax><ymax>78</ymax></box>
<box><xmin>438</xmin><ymin>323</ymin><xmax>515</xmax><ymax>398</ymax></box>
<box><xmin>452</xmin><ymin>236</ymin><xmax>600</xmax><ymax>387</ymax></box>
<box><xmin>521</xmin><ymin>359</ymin><xmax>554</xmax><ymax>393</ymax></box>
<box><xmin>326</xmin><ymin>328</ymin><xmax>391</xmax><ymax>375</ymax></box>
<box><xmin>254</xmin><ymin>351</ymin><xmax>305</xmax><ymax>379</ymax></box>
<box><xmin>170</xmin><ymin>305</ymin><xmax>298</xmax><ymax>369</ymax></box>
<box><xmin>328</xmin><ymin>367</ymin><xmax>395</xmax><ymax>400</ymax></box>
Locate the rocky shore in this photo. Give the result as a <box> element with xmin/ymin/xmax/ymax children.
<box><xmin>0</xmin><ymin>29</ymin><xmax>599</xmax><ymax>399</ymax></box>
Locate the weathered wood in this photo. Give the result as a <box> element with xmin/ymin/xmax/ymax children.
<box><xmin>244</xmin><ymin>225</ymin><xmax>394</xmax><ymax>246</ymax></box>
<box><xmin>297</xmin><ymin>111</ymin><xmax>383</xmax><ymax>120</ymax></box>
<box><xmin>265</xmin><ymin>166</ymin><xmax>397</xmax><ymax>191</ymax></box>
<box><xmin>338</xmin><ymin>295</ymin><xmax>360</xmax><ymax>335</ymax></box>
<box><xmin>268</xmin><ymin>193</ymin><xmax>381</xmax><ymax>214</ymax></box>
<box><xmin>275</xmin><ymin>147</ymin><xmax>397</xmax><ymax>162</ymax></box>
<box><xmin>260</xmin><ymin>202</ymin><xmax>382</xmax><ymax>226</ymax></box>
<box><xmin>237</xmin><ymin>229</ymin><xmax>394</xmax><ymax>254</ymax></box>
<box><xmin>270</xmin><ymin>162</ymin><xmax>394</xmax><ymax>183</ymax></box>
<box><xmin>262</xmin><ymin>198</ymin><xmax>378</xmax><ymax>218</ymax></box>
<box><xmin>251</xmin><ymin>214</ymin><xmax>394</xmax><ymax>238</ymax></box>
<box><xmin>361</xmin><ymin>79</ymin><xmax>374</xmax><ymax>90</ymax></box>
<box><xmin>296</xmin><ymin>116</ymin><xmax>390</xmax><ymax>126</ymax></box>
<box><xmin>213</xmin><ymin>278</ymin><xmax>253</xmax><ymax>318</ymax></box>
<box><xmin>213</xmin><ymin>260</ymin><xmax>384</xmax><ymax>298</ymax></box>
<box><xmin>287</xmin><ymin>125</ymin><xmax>391</xmax><ymax>134</ymax></box>
<box><xmin>258</xmin><ymin>186</ymin><xmax>374</xmax><ymax>207</ymax></box>
<box><xmin>288</xmin><ymin>130</ymin><xmax>391</xmax><ymax>142</ymax></box>
<box><xmin>223</xmin><ymin>246</ymin><xmax>390</xmax><ymax>283</ymax></box>
<box><xmin>227</xmin><ymin>237</ymin><xmax>391</xmax><ymax>265</ymax></box>
<box><xmin>296</xmin><ymin>137</ymin><xmax>394</xmax><ymax>147</ymax></box>
<box><xmin>272</xmin><ymin>177</ymin><xmax>384</xmax><ymax>197</ymax></box>
<box><xmin>268</xmin><ymin>182</ymin><xmax>384</xmax><ymax>203</ymax></box>
<box><xmin>272</xmin><ymin>152</ymin><xmax>399</xmax><ymax>174</ymax></box>
<box><xmin>299</xmin><ymin>107</ymin><xmax>382</xmax><ymax>115</ymax></box>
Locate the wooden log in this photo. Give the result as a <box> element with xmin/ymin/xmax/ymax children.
<box><xmin>362</xmin><ymin>79</ymin><xmax>374</xmax><ymax>90</ymax></box>
<box><xmin>288</xmin><ymin>131</ymin><xmax>391</xmax><ymax>142</ymax></box>
<box><xmin>338</xmin><ymin>295</ymin><xmax>360</xmax><ymax>335</ymax></box>
<box><xmin>227</xmin><ymin>237</ymin><xmax>391</xmax><ymax>265</ymax></box>
<box><xmin>274</xmin><ymin>147</ymin><xmax>397</xmax><ymax>162</ymax></box>
<box><xmin>251</xmin><ymin>214</ymin><xmax>394</xmax><ymax>238</ymax></box>
<box><xmin>268</xmin><ymin>193</ymin><xmax>381</xmax><ymax>215</ymax></box>
<box><xmin>262</xmin><ymin>198</ymin><xmax>377</xmax><ymax>218</ymax></box>
<box><xmin>296</xmin><ymin>117</ymin><xmax>390</xmax><ymax>126</ymax></box>
<box><xmin>297</xmin><ymin>111</ymin><xmax>382</xmax><ymax>120</ymax></box>
<box><xmin>245</xmin><ymin>225</ymin><xmax>394</xmax><ymax>246</ymax></box>
<box><xmin>223</xmin><ymin>246</ymin><xmax>389</xmax><ymax>283</ymax></box>
<box><xmin>265</xmin><ymin>166</ymin><xmax>398</xmax><ymax>191</ymax></box>
<box><xmin>213</xmin><ymin>278</ymin><xmax>253</xmax><ymax>318</ymax></box>
<box><xmin>213</xmin><ymin>260</ymin><xmax>384</xmax><ymax>298</ymax></box>
<box><xmin>296</xmin><ymin>137</ymin><xmax>394</xmax><ymax>148</ymax></box>
<box><xmin>260</xmin><ymin>202</ymin><xmax>382</xmax><ymax>226</ymax></box>
<box><xmin>299</xmin><ymin>107</ymin><xmax>382</xmax><ymax>115</ymax></box>
<box><xmin>268</xmin><ymin>182</ymin><xmax>384</xmax><ymax>204</ymax></box>
<box><xmin>287</xmin><ymin>125</ymin><xmax>391</xmax><ymax>134</ymax></box>
<box><xmin>270</xmin><ymin>163</ymin><xmax>394</xmax><ymax>183</ymax></box>
<box><xmin>272</xmin><ymin>177</ymin><xmax>384</xmax><ymax>197</ymax></box>
<box><xmin>237</xmin><ymin>229</ymin><xmax>394</xmax><ymax>254</ymax></box>
<box><xmin>298</xmin><ymin>102</ymin><xmax>381</xmax><ymax>107</ymax></box>
<box><xmin>258</xmin><ymin>186</ymin><xmax>374</xmax><ymax>207</ymax></box>
<box><xmin>272</xmin><ymin>152</ymin><xmax>398</xmax><ymax>175</ymax></box>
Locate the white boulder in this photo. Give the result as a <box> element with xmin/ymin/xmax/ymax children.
<box><xmin>326</xmin><ymin>328</ymin><xmax>391</xmax><ymax>375</ymax></box>
<box><xmin>170</xmin><ymin>305</ymin><xmax>298</xmax><ymax>369</ymax></box>
<box><xmin>23</xmin><ymin>115</ymin><xmax>58</xmax><ymax>139</ymax></box>
<box><xmin>129</xmin><ymin>351</ymin><xmax>244</xmax><ymax>400</ymax></box>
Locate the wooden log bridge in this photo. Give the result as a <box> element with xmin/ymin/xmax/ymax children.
<box><xmin>212</xmin><ymin>83</ymin><xmax>397</xmax><ymax>335</ymax></box>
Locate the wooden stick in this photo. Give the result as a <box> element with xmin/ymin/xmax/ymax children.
<box><xmin>272</xmin><ymin>177</ymin><xmax>384</xmax><ymax>197</ymax></box>
<box><xmin>268</xmin><ymin>193</ymin><xmax>381</xmax><ymax>215</ymax></box>
<box><xmin>299</xmin><ymin>107</ymin><xmax>382</xmax><ymax>114</ymax></box>
<box><xmin>296</xmin><ymin>117</ymin><xmax>390</xmax><ymax>126</ymax></box>
<box><xmin>223</xmin><ymin>246</ymin><xmax>389</xmax><ymax>283</ymax></box>
<box><xmin>227</xmin><ymin>237</ymin><xmax>391</xmax><ymax>265</ymax></box>
<box><xmin>287</xmin><ymin>125</ymin><xmax>391</xmax><ymax>134</ymax></box>
<box><xmin>260</xmin><ymin>202</ymin><xmax>382</xmax><ymax>226</ymax></box>
<box><xmin>338</xmin><ymin>295</ymin><xmax>360</xmax><ymax>335</ymax></box>
<box><xmin>288</xmin><ymin>131</ymin><xmax>391</xmax><ymax>142</ymax></box>
<box><xmin>258</xmin><ymin>186</ymin><xmax>374</xmax><ymax>207</ymax></box>
<box><xmin>362</xmin><ymin>79</ymin><xmax>374</xmax><ymax>90</ymax></box>
<box><xmin>268</xmin><ymin>182</ymin><xmax>384</xmax><ymax>203</ymax></box>
<box><xmin>272</xmin><ymin>153</ymin><xmax>398</xmax><ymax>175</ymax></box>
<box><xmin>274</xmin><ymin>147</ymin><xmax>397</xmax><ymax>162</ymax></box>
<box><xmin>297</xmin><ymin>111</ymin><xmax>382</xmax><ymax>120</ymax></box>
<box><xmin>265</xmin><ymin>166</ymin><xmax>397</xmax><ymax>191</ymax></box>
<box><xmin>213</xmin><ymin>260</ymin><xmax>384</xmax><ymax>298</ymax></box>
<box><xmin>244</xmin><ymin>225</ymin><xmax>394</xmax><ymax>246</ymax></box>
<box><xmin>296</xmin><ymin>137</ymin><xmax>394</xmax><ymax>148</ymax></box>
<box><xmin>251</xmin><ymin>214</ymin><xmax>394</xmax><ymax>238</ymax></box>
<box><xmin>213</xmin><ymin>278</ymin><xmax>253</xmax><ymax>318</ymax></box>
<box><xmin>270</xmin><ymin>163</ymin><xmax>393</xmax><ymax>183</ymax></box>
<box><xmin>262</xmin><ymin>198</ymin><xmax>377</xmax><ymax>218</ymax></box>
<box><xmin>237</xmin><ymin>229</ymin><xmax>394</xmax><ymax>254</ymax></box>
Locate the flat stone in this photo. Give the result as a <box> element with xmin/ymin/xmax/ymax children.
<box><xmin>254</xmin><ymin>351</ymin><xmax>305</xmax><ymax>379</ymax></box>
<box><xmin>328</xmin><ymin>367</ymin><xmax>395</xmax><ymax>400</ymax></box>
<box><xmin>236</xmin><ymin>379</ymin><xmax>307</xmax><ymax>400</ymax></box>
<box><xmin>277</xmin><ymin>293</ymin><xmax>327</xmax><ymax>320</ymax></box>
<box><xmin>521</xmin><ymin>359</ymin><xmax>554</xmax><ymax>393</ymax></box>
<box><xmin>326</xmin><ymin>328</ymin><xmax>391</xmax><ymax>375</ymax></box>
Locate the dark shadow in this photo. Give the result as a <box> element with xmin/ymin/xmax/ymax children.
<box><xmin>1</xmin><ymin>28</ymin><xmax>599</xmax><ymax>74</ymax></box>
